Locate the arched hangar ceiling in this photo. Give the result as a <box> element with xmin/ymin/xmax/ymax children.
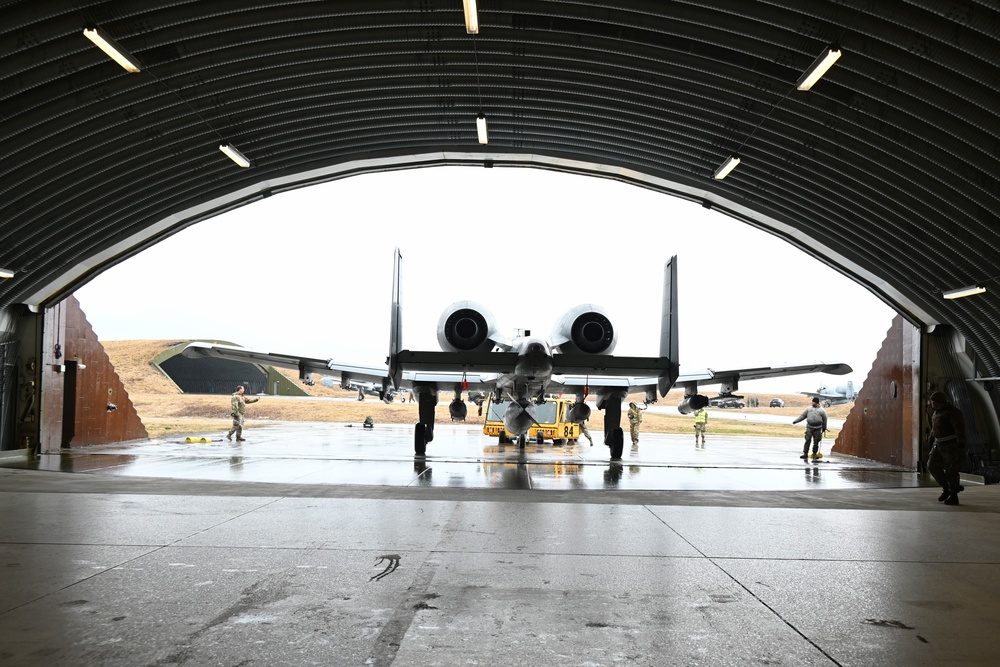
<box><xmin>1</xmin><ymin>2</ymin><xmax>999</xmax><ymax>374</ymax></box>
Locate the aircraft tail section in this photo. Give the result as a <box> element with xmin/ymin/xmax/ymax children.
<box><xmin>658</xmin><ymin>255</ymin><xmax>680</xmax><ymax>397</ymax></box>
<box><xmin>387</xmin><ymin>248</ymin><xmax>402</xmax><ymax>390</ymax></box>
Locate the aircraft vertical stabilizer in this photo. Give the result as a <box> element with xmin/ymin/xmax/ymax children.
<box><xmin>388</xmin><ymin>248</ymin><xmax>403</xmax><ymax>390</ymax></box>
<box><xmin>658</xmin><ymin>255</ymin><xmax>680</xmax><ymax>396</ymax></box>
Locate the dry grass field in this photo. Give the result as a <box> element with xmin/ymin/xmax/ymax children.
<box><xmin>103</xmin><ymin>340</ymin><xmax>852</xmax><ymax>440</ymax></box>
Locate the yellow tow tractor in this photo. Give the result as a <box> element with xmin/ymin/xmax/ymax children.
<box><xmin>483</xmin><ymin>396</ymin><xmax>582</xmax><ymax>445</ymax></box>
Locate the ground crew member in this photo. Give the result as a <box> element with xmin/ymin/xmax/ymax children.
<box><xmin>792</xmin><ymin>396</ymin><xmax>827</xmax><ymax>459</ymax></box>
<box><xmin>627</xmin><ymin>401</ymin><xmax>646</xmax><ymax>446</ymax></box>
<box><xmin>579</xmin><ymin>419</ymin><xmax>594</xmax><ymax>446</ymax></box>
<box><xmin>693</xmin><ymin>407</ymin><xmax>708</xmax><ymax>447</ymax></box>
<box><xmin>226</xmin><ymin>385</ymin><xmax>259</xmax><ymax>442</ymax></box>
<box><xmin>926</xmin><ymin>390</ymin><xmax>966</xmax><ymax>505</ymax></box>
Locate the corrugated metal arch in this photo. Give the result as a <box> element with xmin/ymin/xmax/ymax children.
<box><xmin>2</xmin><ymin>1</ymin><xmax>999</xmax><ymax>374</ymax></box>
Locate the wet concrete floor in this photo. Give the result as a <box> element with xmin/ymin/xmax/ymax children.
<box><xmin>3</xmin><ymin>422</ymin><xmax>920</xmax><ymax>492</ymax></box>
<box><xmin>2</xmin><ymin>423</ymin><xmax>999</xmax><ymax>666</ymax></box>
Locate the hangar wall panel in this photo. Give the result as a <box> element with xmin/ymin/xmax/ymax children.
<box><xmin>40</xmin><ymin>296</ymin><xmax>146</xmax><ymax>451</ymax></box>
<box><xmin>833</xmin><ymin>315</ymin><xmax>920</xmax><ymax>469</ymax></box>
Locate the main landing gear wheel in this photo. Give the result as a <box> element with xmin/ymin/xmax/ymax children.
<box><xmin>414</xmin><ymin>423</ymin><xmax>427</xmax><ymax>456</ymax></box>
<box><xmin>608</xmin><ymin>427</ymin><xmax>624</xmax><ymax>460</ymax></box>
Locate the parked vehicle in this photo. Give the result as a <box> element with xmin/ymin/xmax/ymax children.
<box><xmin>769</xmin><ymin>398</ymin><xmax>785</xmax><ymax>408</ymax></box>
<box><xmin>709</xmin><ymin>397</ymin><xmax>745</xmax><ymax>409</ymax></box>
<box><xmin>483</xmin><ymin>396</ymin><xmax>582</xmax><ymax>445</ymax></box>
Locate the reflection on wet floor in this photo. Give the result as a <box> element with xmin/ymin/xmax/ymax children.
<box><xmin>1</xmin><ymin>422</ymin><xmax>929</xmax><ymax>492</ymax></box>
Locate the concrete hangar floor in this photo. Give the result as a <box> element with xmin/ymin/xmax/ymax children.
<box><xmin>1</xmin><ymin>423</ymin><xmax>999</xmax><ymax>666</ymax></box>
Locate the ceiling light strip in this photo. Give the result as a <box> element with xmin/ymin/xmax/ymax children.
<box><xmin>476</xmin><ymin>114</ymin><xmax>488</xmax><ymax>144</ymax></box>
<box><xmin>219</xmin><ymin>144</ymin><xmax>251</xmax><ymax>168</ymax></box>
<box><xmin>797</xmin><ymin>46</ymin><xmax>841</xmax><ymax>91</ymax></box>
<box><xmin>463</xmin><ymin>0</ymin><xmax>479</xmax><ymax>34</ymax></box>
<box><xmin>83</xmin><ymin>26</ymin><xmax>141</xmax><ymax>72</ymax></box>
<box><xmin>943</xmin><ymin>285</ymin><xmax>986</xmax><ymax>299</ymax></box>
<box><xmin>713</xmin><ymin>155</ymin><xmax>740</xmax><ymax>180</ymax></box>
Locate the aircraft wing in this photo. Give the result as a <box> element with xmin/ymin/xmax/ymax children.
<box><xmin>182</xmin><ymin>341</ymin><xmax>392</xmax><ymax>384</ymax></box>
<box><xmin>181</xmin><ymin>342</ymin><xmax>503</xmax><ymax>392</ymax></box>
<box><xmin>801</xmin><ymin>390</ymin><xmax>839</xmax><ymax>399</ymax></box>
<box><xmin>546</xmin><ymin>354</ymin><xmax>672</xmax><ymax>396</ymax></box>
<box><xmin>549</xmin><ymin>375</ymin><xmax>659</xmax><ymax>395</ymax></box>
<box><xmin>396</xmin><ymin>350</ymin><xmax>519</xmax><ymax>374</ymax></box>
<box><xmin>551</xmin><ymin>353</ymin><xmax>675</xmax><ymax>376</ymax></box>
<box><xmin>675</xmin><ymin>361</ymin><xmax>852</xmax><ymax>391</ymax></box>
<box><xmin>553</xmin><ymin>360</ymin><xmax>849</xmax><ymax>395</ymax></box>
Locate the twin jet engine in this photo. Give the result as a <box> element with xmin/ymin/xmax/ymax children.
<box><xmin>436</xmin><ymin>301</ymin><xmax>618</xmax><ymax>355</ymax></box>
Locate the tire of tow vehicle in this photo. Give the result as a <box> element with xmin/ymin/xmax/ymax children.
<box><xmin>414</xmin><ymin>423</ymin><xmax>427</xmax><ymax>455</ymax></box>
<box><xmin>536</xmin><ymin>432</ymin><xmax>544</xmax><ymax>444</ymax></box>
<box><xmin>609</xmin><ymin>428</ymin><xmax>624</xmax><ymax>459</ymax></box>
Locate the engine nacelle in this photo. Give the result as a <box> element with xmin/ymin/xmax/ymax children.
<box><xmin>437</xmin><ymin>301</ymin><xmax>500</xmax><ymax>353</ymax></box>
<box><xmin>550</xmin><ymin>304</ymin><xmax>617</xmax><ymax>355</ymax></box>
<box><xmin>677</xmin><ymin>394</ymin><xmax>709</xmax><ymax>415</ymax></box>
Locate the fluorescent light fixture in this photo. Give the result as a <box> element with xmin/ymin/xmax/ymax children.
<box><xmin>477</xmin><ymin>114</ymin><xmax>488</xmax><ymax>144</ymax></box>
<box><xmin>83</xmin><ymin>26</ymin><xmax>141</xmax><ymax>73</ymax></box>
<box><xmin>219</xmin><ymin>143</ymin><xmax>251</xmax><ymax>168</ymax></box>
<box><xmin>463</xmin><ymin>0</ymin><xmax>479</xmax><ymax>34</ymax></box>
<box><xmin>0</xmin><ymin>267</ymin><xmax>15</xmax><ymax>279</ymax></box>
<box><xmin>713</xmin><ymin>155</ymin><xmax>740</xmax><ymax>180</ymax></box>
<box><xmin>943</xmin><ymin>285</ymin><xmax>986</xmax><ymax>299</ymax></box>
<box><xmin>797</xmin><ymin>46</ymin><xmax>841</xmax><ymax>90</ymax></box>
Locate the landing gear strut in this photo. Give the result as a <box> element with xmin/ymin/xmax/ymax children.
<box><xmin>597</xmin><ymin>389</ymin><xmax>628</xmax><ymax>461</ymax></box>
<box><xmin>607</xmin><ymin>427</ymin><xmax>624</xmax><ymax>459</ymax></box>
<box><xmin>412</xmin><ymin>383</ymin><xmax>438</xmax><ymax>456</ymax></box>
<box><xmin>414</xmin><ymin>423</ymin><xmax>427</xmax><ymax>456</ymax></box>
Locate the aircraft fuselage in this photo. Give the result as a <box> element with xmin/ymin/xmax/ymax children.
<box><xmin>496</xmin><ymin>337</ymin><xmax>555</xmax><ymax>403</ymax></box>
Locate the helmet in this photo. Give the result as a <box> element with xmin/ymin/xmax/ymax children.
<box><xmin>929</xmin><ymin>391</ymin><xmax>948</xmax><ymax>404</ymax></box>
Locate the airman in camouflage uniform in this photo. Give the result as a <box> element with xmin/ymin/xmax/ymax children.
<box><xmin>792</xmin><ymin>396</ymin><xmax>827</xmax><ymax>459</ymax></box>
<box><xmin>226</xmin><ymin>385</ymin><xmax>259</xmax><ymax>442</ymax></box>
<box><xmin>627</xmin><ymin>401</ymin><xmax>646</xmax><ymax>445</ymax></box>
<box><xmin>693</xmin><ymin>407</ymin><xmax>708</xmax><ymax>447</ymax></box>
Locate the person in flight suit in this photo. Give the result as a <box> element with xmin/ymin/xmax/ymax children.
<box><xmin>627</xmin><ymin>401</ymin><xmax>647</xmax><ymax>446</ymax></box>
<box><xmin>693</xmin><ymin>406</ymin><xmax>708</xmax><ymax>447</ymax></box>
<box><xmin>226</xmin><ymin>385</ymin><xmax>260</xmax><ymax>442</ymax></box>
<box><xmin>926</xmin><ymin>390</ymin><xmax>967</xmax><ymax>506</ymax></box>
<box><xmin>792</xmin><ymin>396</ymin><xmax>828</xmax><ymax>460</ymax></box>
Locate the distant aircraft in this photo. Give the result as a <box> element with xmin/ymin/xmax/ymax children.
<box><xmin>801</xmin><ymin>381</ymin><xmax>859</xmax><ymax>407</ymax></box>
<box><xmin>183</xmin><ymin>251</ymin><xmax>851</xmax><ymax>459</ymax></box>
<box><xmin>320</xmin><ymin>376</ymin><xmax>399</xmax><ymax>401</ymax></box>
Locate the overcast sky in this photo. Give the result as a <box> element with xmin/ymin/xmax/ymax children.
<box><xmin>75</xmin><ymin>166</ymin><xmax>895</xmax><ymax>395</ymax></box>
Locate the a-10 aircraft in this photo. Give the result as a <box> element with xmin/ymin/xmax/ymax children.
<box><xmin>801</xmin><ymin>381</ymin><xmax>859</xmax><ymax>407</ymax></box>
<box><xmin>320</xmin><ymin>376</ymin><xmax>401</xmax><ymax>401</ymax></box>
<box><xmin>182</xmin><ymin>250</ymin><xmax>851</xmax><ymax>459</ymax></box>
